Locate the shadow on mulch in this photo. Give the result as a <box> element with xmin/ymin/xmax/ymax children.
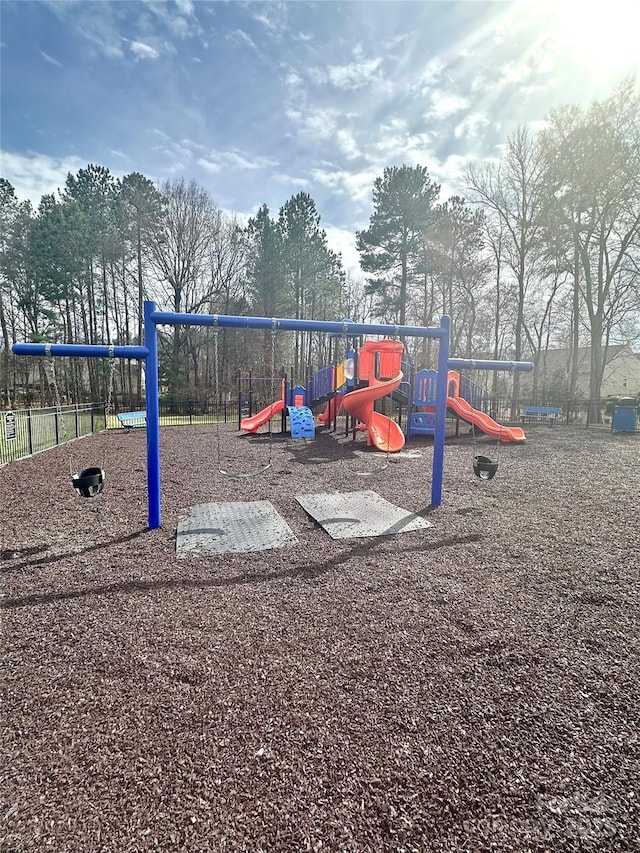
<box><xmin>1</xmin><ymin>531</ymin><xmax>483</xmax><ymax>610</ymax></box>
<box><xmin>0</xmin><ymin>528</ymin><xmax>149</xmax><ymax>576</ymax></box>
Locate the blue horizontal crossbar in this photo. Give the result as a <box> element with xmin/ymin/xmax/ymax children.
<box><xmin>12</xmin><ymin>343</ymin><xmax>149</xmax><ymax>359</ymax></box>
<box><xmin>448</xmin><ymin>358</ymin><xmax>534</xmax><ymax>372</ymax></box>
<box><xmin>150</xmin><ymin>310</ymin><xmax>447</xmax><ymax>340</ymax></box>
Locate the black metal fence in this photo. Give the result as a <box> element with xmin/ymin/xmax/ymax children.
<box><xmin>477</xmin><ymin>396</ymin><xmax>639</xmax><ymax>431</ymax></box>
<box><xmin>2</xmin><ymin>393</ymin><xmax>637</xmax><ymax>468</ymax></box>
<box><xmin>0</xmin><ymin>404</ymin><xmax>107</xmax><ymax>467</ymax></box>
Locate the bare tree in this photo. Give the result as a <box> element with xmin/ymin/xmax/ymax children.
<box><xmin>541</xmin><ymin>78</ymin><xmax>640</xmax><ymax>419</ymax></box>
<box><xmin>465</xmin><ymin>127</ymin><xmax>547</xmax><ymax>415</ymax></box>
<box><xmin>147</xmin><ymin>179</ymin><xmax>220</xmax><ymax>399</ymax></box>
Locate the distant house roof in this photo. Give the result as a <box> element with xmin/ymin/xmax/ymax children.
<box><xmin>539</xmin><ymin>345</ymin><xmax>637</xmax><ymax>373</ymax></box>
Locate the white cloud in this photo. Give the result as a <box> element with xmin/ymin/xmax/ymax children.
<box><xmin>174</xmin><ymin>0</ymin><xmax>194</xmax><ymax>14</ymax></box>
<box><xmin>307</xmin><ymin>66</ymin><xmax>328</xmax><ymax>86</ymax></box>
<box><xmin>323</xmin><ymin>225</ymin><xmax>362</xmax><ymax>275</ymax></box>
<box><xmin>428</xmin><ymin>90</ymin><xmax>470</xmax><ymax>120</ymax></box>
<box><xmin>326</xmin><ymin>56</ymin><xmax>384</xmax><ymax>91</ymax></box>
<box><xmin>454</xmin><ymin>112</ymin><xmax>490</xmax><ymax>140</ymax></box>
<box><xmin>370</xmin><ymin>127</ymin><xmax>433</xmax><ymax>166</ymax></box>
<box><xmin>310</xmin><ymin>167</ymin><xmax>378</xmax><ymax>205</ymax></box>
<box><xmin>415</xmin><ymin>58</ymin><xmax>445</xmax><ymax>94</ymax></box>
<box><xmin>129</xmin><ymin>40</ymin><xmax>160</xmax><ymax>60</ymax></box>
<box><xmin>0</xmin><ymin>150</ymin><xmax>86</xmax><ymax>206</ymax></box>
<box><xmin>253</xmin><ymin>11</ymin><xmax>277</xmax><ymax>31</ymax></box>
<box><xmin>197</xmin><ymin>157</ymin><xmax>221</xmax><ymax>174</ymax></box>
<box><xmin>40</xmin><ymin>50</ymin><xmax>62</xmax><ymax>67</ymax></box>
<box><xmin>197</xmin><ymin>148</ymin><xmax>279</xmax><ymax>175</ymax></box>
<box><xmin>336</xmin><ymin>129</ymin><xmax>361</xmax><ymax>160</ymax></box>
<box><xmin>431</xmin><ymin>154</ymin><xmax>475</xmax><ymax>200</ymax></box>
<box><xmin>43</xmin><ymin>0</ymin><xmax>124</xmax><ymax>58</ymax></box>
<box><xmin>527</xmin><ymin>118</ymin><xmax>549</xmax><ymax>133</ymax></box>
<box><xmin>498</xmin><ymin>60</ymin><xmax>534</xmax><ymax>87</ymax></box>
<box><xmin>150</xmin><ymin>130</ymin><xmax>197</xmax><ymax>173</ymax></box>
<box><xmin>231</xmin><ymin>29</ymin><xmax>257</xmax><ymax>50</ymax></box>
<box><xmin>144</xmin><ymin>0</ymin><xmax>202</xmax><ymax>40</ymax></box>
<box><xmin>283</xmin><ymin>67</ymin><xmax>303</xmax><ymax>89</ymax></box>
<box><xmin>154</xmin><ymin>133</ymin><xmax>265</xmax><ymax>178</ymax></box>
<box><xmin>286</xmin><ymin>106</ymin><xmax>362</xmax><ymax>146</ymax></box>
<box><xmin>272</xmin><ymin>173</ymin><xmax>311</xmax><ymax>189</ymax></box>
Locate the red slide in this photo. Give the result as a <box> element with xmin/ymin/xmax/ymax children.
<box><xmin>318</xmin><ymin>393</ymin><xmax>344</xmax><ymax>426</ymax></box>
<box><xmin>240</xmin><ymin>399</ymin><xmax>285</xmax><ymax>433</ymax></box>
<box><xmin>342</xmin><ymin>374</ymin><xmax>405</xmax><ymax>453</ymax></box>
<box><xmin>447</xmin><ymin>396</ymin><xmax>526</xmax><ymax>443</ymax></box>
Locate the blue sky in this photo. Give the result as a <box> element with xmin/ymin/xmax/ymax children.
<box><xmin>1</xmin><ymin>0</ymin><xmax>638</xmax><ymax>273</ymax></box>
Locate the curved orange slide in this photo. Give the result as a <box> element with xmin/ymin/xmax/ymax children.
<box><xmin>240</xmin><ymin>399</ymin><xmax>285</xmax><ymax>433</ymax></box>
<box><xmin>447</xmin><ymin>396</ymin><xmax>526</xmax><ymax>443</ymax></box>
<box><xmin>342</xmin><ymin>374</ymin><xmax>405</xmax><ymax>453</ymax></box>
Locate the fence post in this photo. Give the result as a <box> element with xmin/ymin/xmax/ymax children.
<box><xmin>75</xmin><ymin>404</ymin><xmax>79</xmax><ymax>438</ymax></box>
<box><xmin>28</xmin><ymin>409</ymin><xmax>34</xmax><ymax>455</ymax></box>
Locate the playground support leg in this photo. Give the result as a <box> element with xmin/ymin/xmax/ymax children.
<box><xmin>431</xmin><ymin>316</ymin><xmax>450</xmax><ymax>506</ymax></box>
<box><xmin>145</xmin><ymin>301</ymin><xmax>162</xmax><ymax>529</ymax></box>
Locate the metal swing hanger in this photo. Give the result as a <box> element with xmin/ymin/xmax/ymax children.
<box><xmin>44</xmin><ymin>343</ymin><xmax>115</xmax><ymax>498</ymax></box>
<box><xmin>468</xmin><ymin>359</ymin><xmax>499</xmax><ymax>481</ymax></box>
<box><xmin>213</xmin><ymin>320</ymin><xmax>274</xmax><ymax>480</ymax></box>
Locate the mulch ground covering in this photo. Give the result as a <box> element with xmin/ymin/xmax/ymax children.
<box><xmin>1</xmin><ymin>422</ymin><xmax>638</xmax><ymax>852</ymax></box>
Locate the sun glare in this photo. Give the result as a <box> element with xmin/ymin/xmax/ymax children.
<box><xmin>504</xmin><ymin>1</ymin><xmax>639</xmax><ymax>89</ymax></box>
<box><xmin>545</xmin><ymin>2</ymin><xmax>639</xmax><ymax>75</ymax></box>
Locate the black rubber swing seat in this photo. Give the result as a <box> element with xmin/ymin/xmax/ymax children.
<box><xmin>473</xmin><ymin>455</ymin><xmax>498</xmax><ymax>481</ymax></box>
<box><xmin>72</xmin><ymin>466</ymin><xmax>106</xmax><ymax>498</ymax></box>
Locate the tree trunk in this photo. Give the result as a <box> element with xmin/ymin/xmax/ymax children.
<box><xmin>0</xmin><ymin>294</ymin><xmax>12</xmax><ymax>408</ymax></box>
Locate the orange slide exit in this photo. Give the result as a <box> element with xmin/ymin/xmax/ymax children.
<box><xmin>444</xmin><ymin>369</ymin><xmax>525</xmax><ymax>443</ymax></box>
<box><xmin>240</xmin><ymin>399</ymin><xmax>285</xmax><ymax>433</ymax></box>
<box><xmin>342</xmin><ymin>374</ymin><xmax>405</xmax><ymax>453</ymax></box>
<box><xmin>447</xmin><ymin>396</ymin><xmax>526</xmax><ymax>443</ymax></box>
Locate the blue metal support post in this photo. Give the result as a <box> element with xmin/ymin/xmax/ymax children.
<box><xmin>144</xmin><ymin>301</ymin><xmax>162</xmax><ymax>529</ymax></box>
<box><xmin>432</xmin><ymin>316</ymin><xmax>450</xmax><ymax>507</ymax></box>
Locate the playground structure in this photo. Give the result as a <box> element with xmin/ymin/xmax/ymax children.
<box><xmin>12</xmin><ymin>302</ymin><xmax>534</xmax><ymax>529</ymax></box>
<box><xmin>406</xmin><ymin>368</ymin><xmax>527</xmax><ymax>444</ymax></box>
<box><xmin>238</xmin><ymin>338</ymin><xmax>407</xmax><ymax>452</ymax></box>
<box><xmin>238</xmin><ymin>338</ymin><xmax>527</xmax><ymax>451</ymax></box>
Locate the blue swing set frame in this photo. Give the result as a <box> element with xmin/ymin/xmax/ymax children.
<box><xmin>13</xmin><ymin>301</ymin><xmax>533</xmax><ymax>529</ymax></box>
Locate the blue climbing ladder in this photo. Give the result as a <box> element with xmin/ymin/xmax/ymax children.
<box><xmin>287</xmin><ymin>406</ymin><xmax>316</xmax><ymax>439</ymax></box>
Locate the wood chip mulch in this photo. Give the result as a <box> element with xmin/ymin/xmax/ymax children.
<box><xmin>1</xmin><ymin>423</ymin><xmax>638</xmax><ymax>852</ymax></box>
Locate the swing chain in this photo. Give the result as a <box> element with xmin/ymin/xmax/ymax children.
<box><xmin>101</xmin><ymin>346</ymin><xmax>117</xmax><ymax>469</ymax></box>
<box><xmin>44</xmin><ymin>344</ymin><xmax>74</xmax><ymax>476</ymax></box>
<box><xmin>213</xmin><ymin>320</ymin><xmax>222</xmax><ymax>461</ymax></box>
<box><xmin>470</xmin><ymin>359</ymin><xmax>477</xmax><ymax>452</ymax></box>
<box><xmin>469</xmin><ymin>359</ymin><xmax>499</xmax><ymax>481</ymax></box>
<box><xmin>270</xmin><ymin>322</ymin><xmax>277</xmax><ymax>412</ymax></box>
<box><xmin>104</xmin><ymin>346</ymin><xmax>117</xmax><ymax>430</ymax></box>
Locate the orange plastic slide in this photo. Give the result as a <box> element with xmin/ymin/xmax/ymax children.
<box><xmin>240</xmin><ymin>399</ymin><xmax>285</xmax><ymax>433</ymax></box>
<box><xmin>318</xmin><ymin>393</ymin><xmax>344</xmax><ymax>426</ymax></box>
<box><xmin>342</xmin><ymin>374</ymin><xmax>405</xmax><ymax>453</ymax></box>
<box><xmin>447</xmin><ymin>396</ymin><xmax>526</xmax><ymax>443</ymax></box>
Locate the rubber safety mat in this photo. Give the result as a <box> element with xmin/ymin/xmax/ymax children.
<box><xmin>177</xmin><ymin>500</ymin><xmax>297</xmax><ymax>556</ymax></box>
<box><xmin>295</xmin><ymin>490</ymin><xmax>432</xmax><ymax>540</ymax></box>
